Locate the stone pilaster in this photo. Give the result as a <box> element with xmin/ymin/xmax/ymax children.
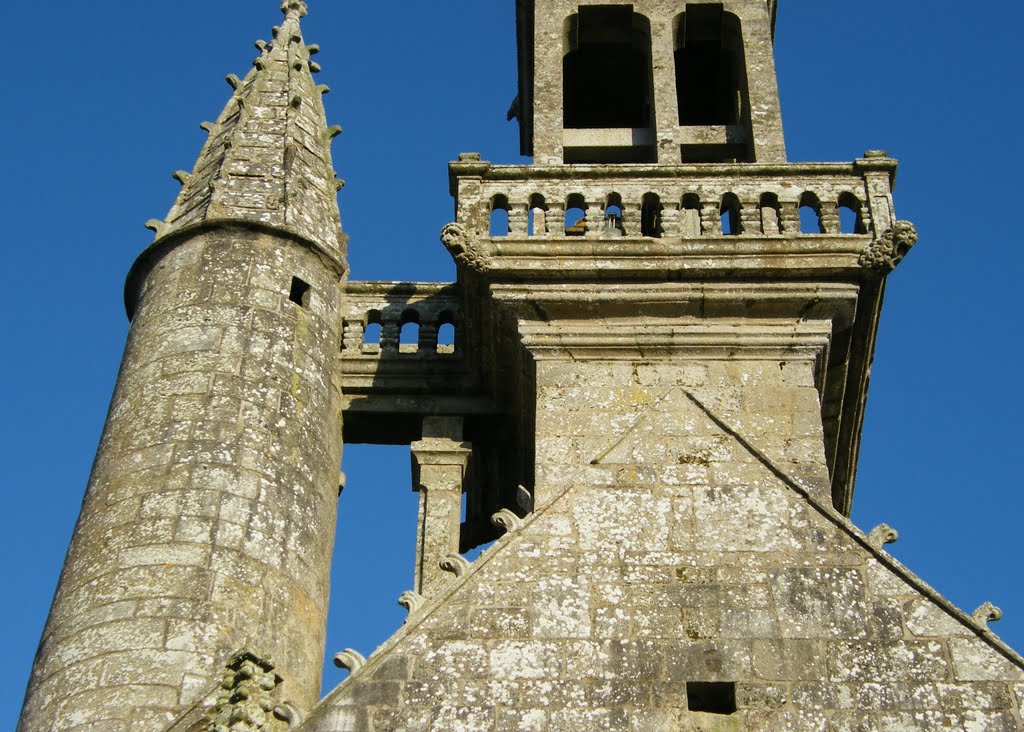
<box><xmin>411</xmin><ymin>418</ymin><xmax>471</xmax><ymax>597</ymax></box>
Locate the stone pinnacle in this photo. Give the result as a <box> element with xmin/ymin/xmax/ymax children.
<box><xmin>281</xmin><ymin>0</ymin><xmax>308</xmax><ymax>19</ymax></box>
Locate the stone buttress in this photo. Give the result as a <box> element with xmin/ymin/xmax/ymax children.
<box><xmin>17</xmin><ymin>2</ymin><xmax>347</xmax><ymax>730</ymax></box>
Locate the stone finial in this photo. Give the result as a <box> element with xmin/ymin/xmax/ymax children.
<box><xmin>867</xmin><ymin>523</ymin><xmax>899</xmax><ymax>550</ymax></box>
<box><xmin>972</xmin><ymin>602</ymin><xmax>1004</xmax><ymax>630</ymax></box>
<box><xmin>398</xmin><ymin>590</ymin><xmax>426</xmax><ymax>616</ymax></box>
<box><xmin>209</xmin><ymin>650</ymin><xmax>281</xmax><ymax>732</ymax></box>
<box><xmin>859</xmin><ymin>221</ymin><xmax>919</xmax><ymax>274</ymax></box>
<box><xmin>439</xmin><ymin>553</ymin><xmax>471</xmax><ymax>578</ymax></box>
<box><xmin>441</xmin><ymin>222</ymin><xmax>489</xmax><ymax>273</ymax></box>
<box><xmin>491</xmin><ymin>508</ymin><xmax>524</xmax><ymax>534</ymax></box>
<box><xmin>280</xmin><ymin>0</ymin><xmax>308</xmax><ymax>19</ymax></box>
<box><xmin>332</xmin><ymin>649</ymin><xmax>366</xmax><ymax>673</ymax></box>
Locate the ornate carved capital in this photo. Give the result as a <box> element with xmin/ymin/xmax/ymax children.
<box><xmin>209</xmin><ymin>651</ymin><xmax>281</xmax><ymax>732</ymax></box>
<box><xmin>440</xmin><ymin>222</ymin><xmax>489</xmax><ymax>273</ymax></box>
<box><xmin>859</xmin><ymin>221</ymin><xmax>918</xmax><ymax>274</ymax></box>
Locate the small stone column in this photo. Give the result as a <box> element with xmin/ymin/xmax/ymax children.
<box><xmin>621</xmin><ymin>202</ymin><xmax>641</xmax><ymax>237</ymax></box>
<box><xmin>700</xmin><ymin>200</ymin><xmax>722</xmax><ymax>236</ymax></box>
<box><xmin>509</xmin><ymin>203</ymin><xmax>530</xmax><ymax>235</ymax></box>
<box><xmin>546</xmin><ymin>202</ymin><xmax>565</xmax><ymax>237</ymax></box>
<box><xmin>411</xmin><ymin>417</ymin><xmax>471</xmax><ymax>597</ymax></box>
<box><xmin>820</xmin><ymin>201</ymin><xmax>841</xmax><ymax>234</ymax></box>
<box><xmin>586</xmin><ymin>200</ymin><xmax>605</xmax><ymax>238</ymax></box>
<box><xmin>660</xmin><ymin>202</ymin><xmax>681</xmax><ymax>238</ymax></box>
<box><xmin>779</xmin><ymin>201</ymin><xmax>801</xmax><ymax>235</ymax></box>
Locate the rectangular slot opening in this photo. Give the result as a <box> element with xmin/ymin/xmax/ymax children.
<box><xmin>686</xmin><ymin>681</ymin><xmax>736</xmax><ymax>715</ymax></box>
<box><xmin>289</xmin><ymin>277</ymin><xmax>311</xmax><ymax>308</ymax></box>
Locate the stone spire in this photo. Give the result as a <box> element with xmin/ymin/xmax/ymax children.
<box><xmin>151</xmin><ymin>0</ymin><xmax>346</xmax><ymax>261</ymax></box>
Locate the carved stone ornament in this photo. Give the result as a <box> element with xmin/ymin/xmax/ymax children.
<box><xmin>333</xmin><ymin>649</ymin><xmax>367</xmax><ymax>673</ymax></box>
<box><xmin>491</xmin><ymin>508</ymin><xmax>524</xmax><ymax>534</ymax></box>
<box><xmin>398</xmin><ymin>590</ymin><xmax>426</xmax><ymax>616</ymax></box>
<box><xmin>867</xmin><ymin>523</ymin><xmax>900</xmax><ymax>550</ymax></box>
<box><xmin>859</xmin><ymin>221</ymin><xmax>919</xmax><ymax>274</ymax></box>
<box><xmin>972</xmin><ymin>602</ymin><xmax>1004</xmax><ymax>630</ymax></box>
<box><xmin>439</xmin><ymin>553</ymin><xmax>471</xmax><ymax>578</ymax></box>
<box><xmin>440</xmin><ymin>222</ymin><xmax>489</xmax><ymax>273</ymax></box>
<box><xmin>209</xmin><ymin>651</ymin><xmax>281</xmax><ymax>732</ymax></box>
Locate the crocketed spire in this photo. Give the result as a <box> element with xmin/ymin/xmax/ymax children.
<box><xmin>151</xmin><ymin>0</ymin><xmax>345</xmax><ymax>261</ymax></box>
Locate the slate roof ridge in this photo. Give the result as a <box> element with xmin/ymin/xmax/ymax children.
<box><xmin>150</xmin><ymin>0</ymin><xmax>345</xmax><ymax>262</ymax></box>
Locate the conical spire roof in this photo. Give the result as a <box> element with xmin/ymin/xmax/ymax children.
<box><xmin>151</xmin><ymin>0</ymin><xmax>345</xmax><ymax>262</ymax></box>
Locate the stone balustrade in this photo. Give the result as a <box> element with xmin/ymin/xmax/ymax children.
<box><xmin>449</xmin><ymin>156</ymin><xmax>898</xmax><ymax>243</ymax></box>
<box><xmin>341</xmin><ymin>282</ymin><xmax>462</xmax><ymax>358</ymax></box>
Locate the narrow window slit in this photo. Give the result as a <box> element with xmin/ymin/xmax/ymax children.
<box><xmin>289</xmin><ymin>277</ymin><xmax>311</xmax><ymax>307</ymax></box>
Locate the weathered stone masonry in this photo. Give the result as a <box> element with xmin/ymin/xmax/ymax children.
<box><xmin>17</xmin><ymin>1</ymin><xmax>1024</xmax><ymax>730</ymax></box>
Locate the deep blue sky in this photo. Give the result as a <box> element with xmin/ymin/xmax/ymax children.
<box><xmin>2</xmin><ymin>1</ymin><xmax>1022</xmax><ymax>724</ymax></box>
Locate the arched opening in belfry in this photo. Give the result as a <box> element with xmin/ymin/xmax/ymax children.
<box><xmin>562</xmin><ymin>6</ymin><xmax>657</xmax><ymax>163</ymax></box>
<box><xmin>563</xmin><ymin>7</ymin><xmax>653</xmax><ymax>129</ymax></box>
<box><xmin>674</xmin><ymin>5</ymin><xmax>746</xmax><ymax>126</ymax></box>
<box><xmin>673</xmin><ymin>5</ymin><xmax>752</xmax><ymax>162</ymax></box>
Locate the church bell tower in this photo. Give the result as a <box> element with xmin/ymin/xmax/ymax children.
<box><xmin>19</xmin><ymin>1</ymin><xmax>1024</xmax><ymax>730</ymax></box>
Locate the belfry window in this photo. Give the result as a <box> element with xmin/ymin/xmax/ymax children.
<box><xmin>675</xmin><ymin>5</ymin><xmax>746</xmax><ymax>127</ymax></box>
<box><xmin>563</xmin><ymin>6</ymin><xmax>654</xmax><ymax>130</ymax></box>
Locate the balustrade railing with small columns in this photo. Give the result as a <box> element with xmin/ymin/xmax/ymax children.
<box><xmin>449</xmin><ymin>153</ymin><xmax>899</xmax><ymax>244</ymax></box>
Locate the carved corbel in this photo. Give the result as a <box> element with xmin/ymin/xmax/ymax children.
<box><xmin>332</xmin><ymin>649</ymin><xmax>366</xmax><ymax>673</ymax></box>
<box><xmin>972</xmin><ymin>602</ymin><xmax>1003</xmax><ymax>630</ymax></box>
<box><xmin>867</xmin><ymin>523</ymin><xmax>899</xmax><ymax>550</ymax></box>
<box><xmin>491</xmin><ymin>508</ymin><xmax>524</xmax><ymax>534</ymax></box>
<box><xmin>441</xmin><ymin>222</ymin><xmax>490</xmax><ymax>273</ymax></box>
<box><xmin>859</xmin><ymin>221</ymin><xmax>918</xmax><ymax>274</ymax></box>
<box><xmin>439</xmin><ymin>553</ymin><xmax>471</xmax><ymax>578</ymax></box>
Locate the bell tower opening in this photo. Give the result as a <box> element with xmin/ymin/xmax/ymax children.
<box><xmin>674</xmin><ymin>5</ymin><xmax>753</xmax><ymax>162</ymax></box>
<box><xmin>562</xmin><ymin>6</ymin><xmax>656</xmax><ymax>163</ymax></box>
